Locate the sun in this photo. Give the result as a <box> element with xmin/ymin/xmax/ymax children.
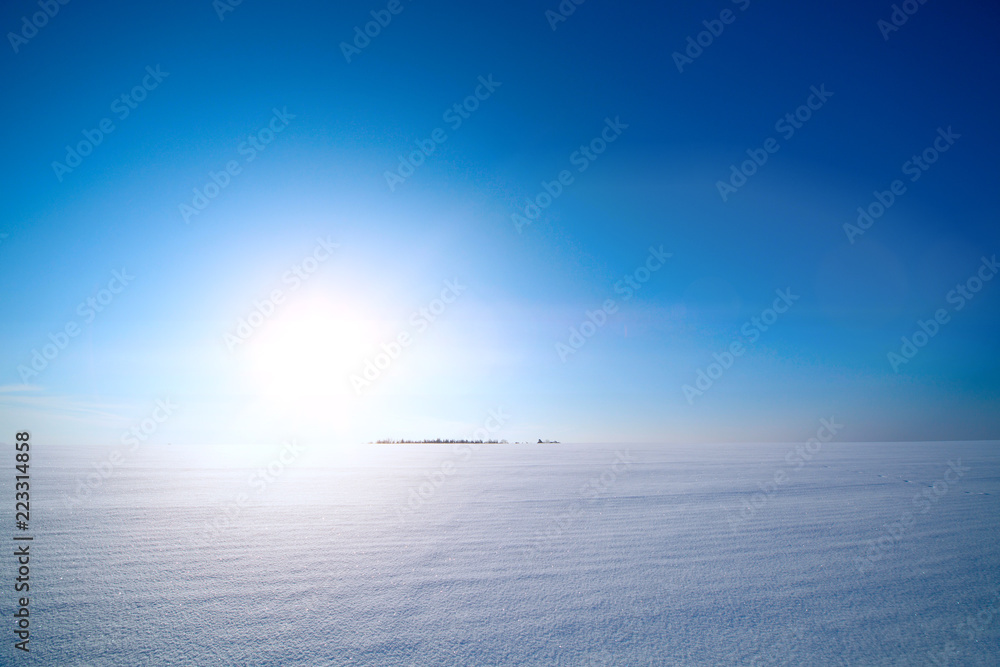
<box><xmin>242</xmin><ymin>295</ymin><xmax>372</xmax><ymax>414</ymax></box>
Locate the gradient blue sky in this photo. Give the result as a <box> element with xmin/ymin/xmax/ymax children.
<box><xmin>1</xmin><ymin>0</ymin><xmax>998</xmax><ymax>445</ymax></box>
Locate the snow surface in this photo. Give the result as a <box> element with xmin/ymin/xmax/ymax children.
<box><xmin>4</xmin><ymin>441</ymin><xmax>998</xmax><ymax>665</ymax></box>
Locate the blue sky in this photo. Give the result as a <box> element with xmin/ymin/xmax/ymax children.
<box><xmin>1</xmin><ymin>0</ymin><xmax>998</xmax><ymax>445</ymax></box>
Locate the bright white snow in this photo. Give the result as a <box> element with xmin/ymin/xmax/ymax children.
<box><xmin>6</xmin><ymin>441</ymin><xmax>998</xmax><ymax>665</ymax></box>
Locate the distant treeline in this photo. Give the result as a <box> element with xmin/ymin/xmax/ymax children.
<box><xmin>370</xmin><ymin>439</ymin><xmax>508</xmax><ymax>444</ymax></box>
